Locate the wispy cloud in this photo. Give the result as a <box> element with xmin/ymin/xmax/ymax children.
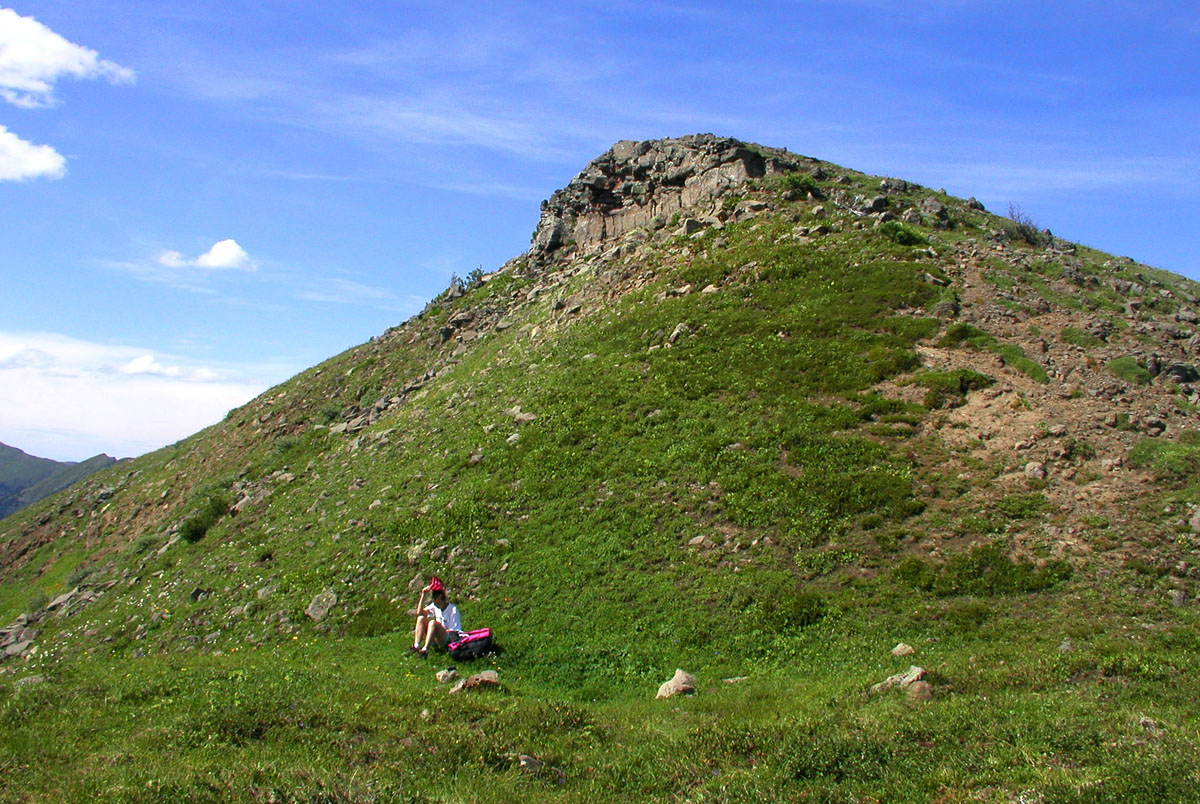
<box><xmin>105</xmin><ymin>239</ymin><xmax>257</xmax><ymax>291</ymax></box>
<box><xmin>296</xmin><ymin>277</ymin><xmax>424</xmax><ymax>313</ymax></box>
<box><xmin>0</xmin><ymin>331</ymin><xmax>276</xmax><ymax>460</ymax></box>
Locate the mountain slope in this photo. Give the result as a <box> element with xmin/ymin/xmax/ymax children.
<box><xmin>0</xmin><ymin>442</ymin><xmax>118</xmax><ymax>519</ymax></box>
<box><xmin>1</xmin><ymin>135</ymin><xmax>1198</xmax><ymax>803</ymax></box>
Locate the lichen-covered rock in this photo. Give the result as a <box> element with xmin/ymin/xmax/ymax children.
<box><xmin>532</xmin><ymin>135</ymin><xmax>803</xmax><ymax>257</ymax></box>
<box><xmin>305</xmin><ymin>590</ymin><xmax>338</xmax><ymax>622</ymax></box>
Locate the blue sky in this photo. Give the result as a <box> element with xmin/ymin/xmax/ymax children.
<box><xmin>1</xmin><ymin>1</ymin><xmax>1197</xmax><ymax>461</ymax></box>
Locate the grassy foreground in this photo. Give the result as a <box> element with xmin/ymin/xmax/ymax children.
<box><xmin>3</xmin><ymin>573</ymin><xmax>1199</xmax><ymax>803</ymax></box>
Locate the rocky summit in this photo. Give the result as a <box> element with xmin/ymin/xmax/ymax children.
<box><xmin>1</xmin><ymin>135</ymin><xmax>1199</xmax><ymax>803</ymax></box>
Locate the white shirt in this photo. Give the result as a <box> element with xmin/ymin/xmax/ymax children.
<box><xmin>426</xmin><ymin>601</ymin><xmax>462</xmax><ymax>632</ymax></box>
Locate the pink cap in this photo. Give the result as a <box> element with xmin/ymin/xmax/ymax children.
<box><xmin>429</xmin><ymin>576</ymin><xmax>444</xmax><ymax>592</ymax></box>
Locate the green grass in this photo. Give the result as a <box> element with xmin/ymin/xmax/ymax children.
<box><xmin>1108</xmin><ymin>356</ymin><xmax>1153</xmax><ymax>386</ymax></box>
<box><xmin>3</xmin><ymin>159</ymin><xmax>1200</xmax><ymax>802</ymax></box>
<box><xmin>1060</xmin><ymin>326</ymin><xmax>1104</xmax><ymax>348</ymax></box>
<box><xmin>906</xmin><ymin>368</ymin><xmax>994</xmax><ymax>409</ymax></box>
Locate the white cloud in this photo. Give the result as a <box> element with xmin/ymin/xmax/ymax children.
<box><xmin>156</xmin><ymin>239</ymin><xmax>255</xmax><ymax>272</ymax></box>
<box><xmin>0</xmin><ymin>123</ymin><xmax>65</xmax><ymax>180</ymax></box>
<box><xmin>0</xmin><ymin>331</ymin><xmax>276</xmax><ymax>461</ymax></box>
<box><xmin>195</xmin><ymin>238</ymin><xmax>252</xmax><ymax>269</ymax></box>
<box><xmin>0</xmin><ymin>8</ymin><xmax>134</xmax><ymax>109</ymax></box>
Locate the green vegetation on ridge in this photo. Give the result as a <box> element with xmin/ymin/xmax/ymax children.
<box><xmin>2</xmin><ymin>142</ymin><xmax>1200</xmax><ymax>803</ymax></box>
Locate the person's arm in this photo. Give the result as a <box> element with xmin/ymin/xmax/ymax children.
<box><xmin>414</xmin><ymin>586</ymin><xmax>430</xmax><ymax>616</ymax></box>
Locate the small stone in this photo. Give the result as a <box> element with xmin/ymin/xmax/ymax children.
<box><xmin>305</xmin><ymin>590</ymin><xmax>338</xmax><ymax>622</ymax></box>
<box><xmin>1058</xmin><ymin>638</ymin><xmax>1075</xmax><ymax>653</ymax></box>
<box><xmin>436</xmin><ymin>669</ymin><xmax>460</xmax><ymax>684</ymax></box>
<box><xmin>1024</xmin><ymin>462</ymin><xmax>1047</xmax><ymax>479</ymax></box>
<box><xmin>891</xmin><ymin>643</ymin><xmax>915</xmax><ymax>657</ymax></box>
<box><xmin>1170</xmin><ymin>589</ymin><xmax>1189</xmax><ymax>608</ymax></box>
<box><xmin>449</xmin><ymin>670</ymin><xmax>500</xmax><ymax>695</ymax></box>
<box><xmin>14</xmin><ymin>675</ymin><xmax>45</xmax><ymax>688</ymax></box>
<box><xmin>906</xmin><ymin>680</ymin><xmax>934</xmax><ymax>702</ymax></box>
<box><xmin>656</xmin><ymin>668</ymin><xmax>696</xmax><ymax>699</ymax></box>
<box><xmin>870</xmin><ymin>666</ymin><xmax>925</xmax><ymax>695</ymax></box>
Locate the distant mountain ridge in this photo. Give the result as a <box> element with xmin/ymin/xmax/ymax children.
<box><xmin>0</xmin><ymin>442</ymin><xmax>118</xmax><ymax>519</ymax></box>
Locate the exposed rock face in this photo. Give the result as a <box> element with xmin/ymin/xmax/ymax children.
<box><xmin>532</xmin><ymin>134</ymin><xmax>802</xmax><ymax>256</ymax></box>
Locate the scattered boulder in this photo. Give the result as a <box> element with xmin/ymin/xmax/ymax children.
<box><xmin>436</xmin><ymin>669</ymin><xmax>460</xmax><ymax>684</ymax></box>
<box><xmin>906</xmin><ymin>680</ymin><xmax>934</xmax><ymax>702</ymax></box>
<box><xmin>656</xmin><ymin>668</ymin><xmax>696</xmax><ymax>699</ymax></box>
<box><xmin>449</xmin><ymin>670</ymin><xmax>500</xmax><ymax>694</ymax></box>
<box><xmin>305</xmin><ymin>590</ymin><xmax>338</xmax><ymax>622</ymax></box>
<box><xmin>4</xmin><ymin>640</ymin><xmax>34</xmax><ymax>659</ymax></box>
<box><xmin>891</xmin><ymin>643</ymin><xmax>915</xmax><ymax>657</ymax></box>
<box><xmin>507</xmin><ymin>405</ymin><xmax>538</xmax><ymax>424</ymax></box>
<box><xmin>46</xmin><ymin>589</ymin><xmax>77</xmax><ymax>612</ymax></box>
<box><xmin>870</xmin><ymin>665</ymin><xmax>926</xmax><ymax>695</ymax></box>
<box><xmin>1024</xmin><ymin>462</ymin><xmax>1047</xmax><ymax>479</ymax></box>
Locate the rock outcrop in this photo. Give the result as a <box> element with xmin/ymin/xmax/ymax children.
<box><xmin>532</xmin><ymin>134</ymin><xmax>803</xmax><ymax>256</ymax></box>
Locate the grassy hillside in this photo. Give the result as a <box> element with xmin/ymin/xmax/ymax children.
<box><xmin>2</xmin><ymin>137</ymin><xmax>1199</xmax><ymax>803</ymax></box>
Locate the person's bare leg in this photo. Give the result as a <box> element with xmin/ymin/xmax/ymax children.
<box><xmin>413</xmin><ymin>614</ymin><xmax>430</xmax><ymax>648</ymax></box>
<box><xmin>422</xmin><ymin>621</ymin><xmax>446</xmax><ymax>652</ymax></box>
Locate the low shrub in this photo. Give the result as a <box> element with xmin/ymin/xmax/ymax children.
<box><xmin>944</xmin><ymin>598</ymin><xmax>992</xmax><ymax>632</ymax></box>
<box><xmin>1128</xmin><ymin>435</ymin><xmax>1200</xmax><ymax>482</ymax></box>
<box><xmin>908</xmin><ymin>369</ymin><xmax>994</xmax><ymax>409</ymax></box>
<box><xmin>1060</xmin><ymin>326</ymin><xmax>1103</xmax><ymax>348</ymax></box>
<box><xmin>878</xmin><ymin>220</ymin><xmax>927</xmax><ymax>246</ymax></box>
<box><xmin>179</xmin><ymin>492</ymin><xmax>231</xmax><ymax>544</ymax></box>
<box><xmin>936</xmin><ymin>322</ymin><xmax>993</xmax><ymax>348</ymax></box>
<box><xmin>991</xmin><ymin>343</ymin><xmax>1049</xmax><ymax>382</ymax></box>
<box><xmin>1006</xmin><ymin>204</ymin><xmax>1049</xmax><ymax>247</ymax></box>
<box><xmin>897</xmin><ymin>542</ymin><xmax>1072</xmax><ymax>596</ymax></box>
<box><xmin>772</xmin><ymin>172</ymin><xmax>822</xmax><ymax>198</ymax></box>
<box><xmin>1108</xmin><ymin>356</ymin><xmax>1152</xmax><ymax>385</ymax></box>
<box><xmin>25</xmin><ymin>592</ymin><xmax>48</xmax><ymax>616</ymax></box>
<box><xmin>994</xmin><ymin>492</ymin><xmax>1048</xmax><ymax>520</ymax></box>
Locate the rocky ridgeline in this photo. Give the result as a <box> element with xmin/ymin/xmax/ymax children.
<box><xmin>530</xmin><ymin>134</ymin><xmax>803</xmax><ymax>258</ymax></box>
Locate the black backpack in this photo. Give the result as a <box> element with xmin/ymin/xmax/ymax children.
<box><xmin>447</xmin><ymin>628</ymin><xmax>494</xmax><ymax>661</ymax></box>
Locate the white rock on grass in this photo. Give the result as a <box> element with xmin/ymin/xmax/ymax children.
<box><xmin>656</xmin><ymin>668</ymin><xmax>696</xmax><ymax>699</ymax></box>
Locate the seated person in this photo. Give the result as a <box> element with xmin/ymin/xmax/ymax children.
<box><xmin>411</xmin><ymin>576</ymin><xmax>462</xmax><ymax>657</ymax></box>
